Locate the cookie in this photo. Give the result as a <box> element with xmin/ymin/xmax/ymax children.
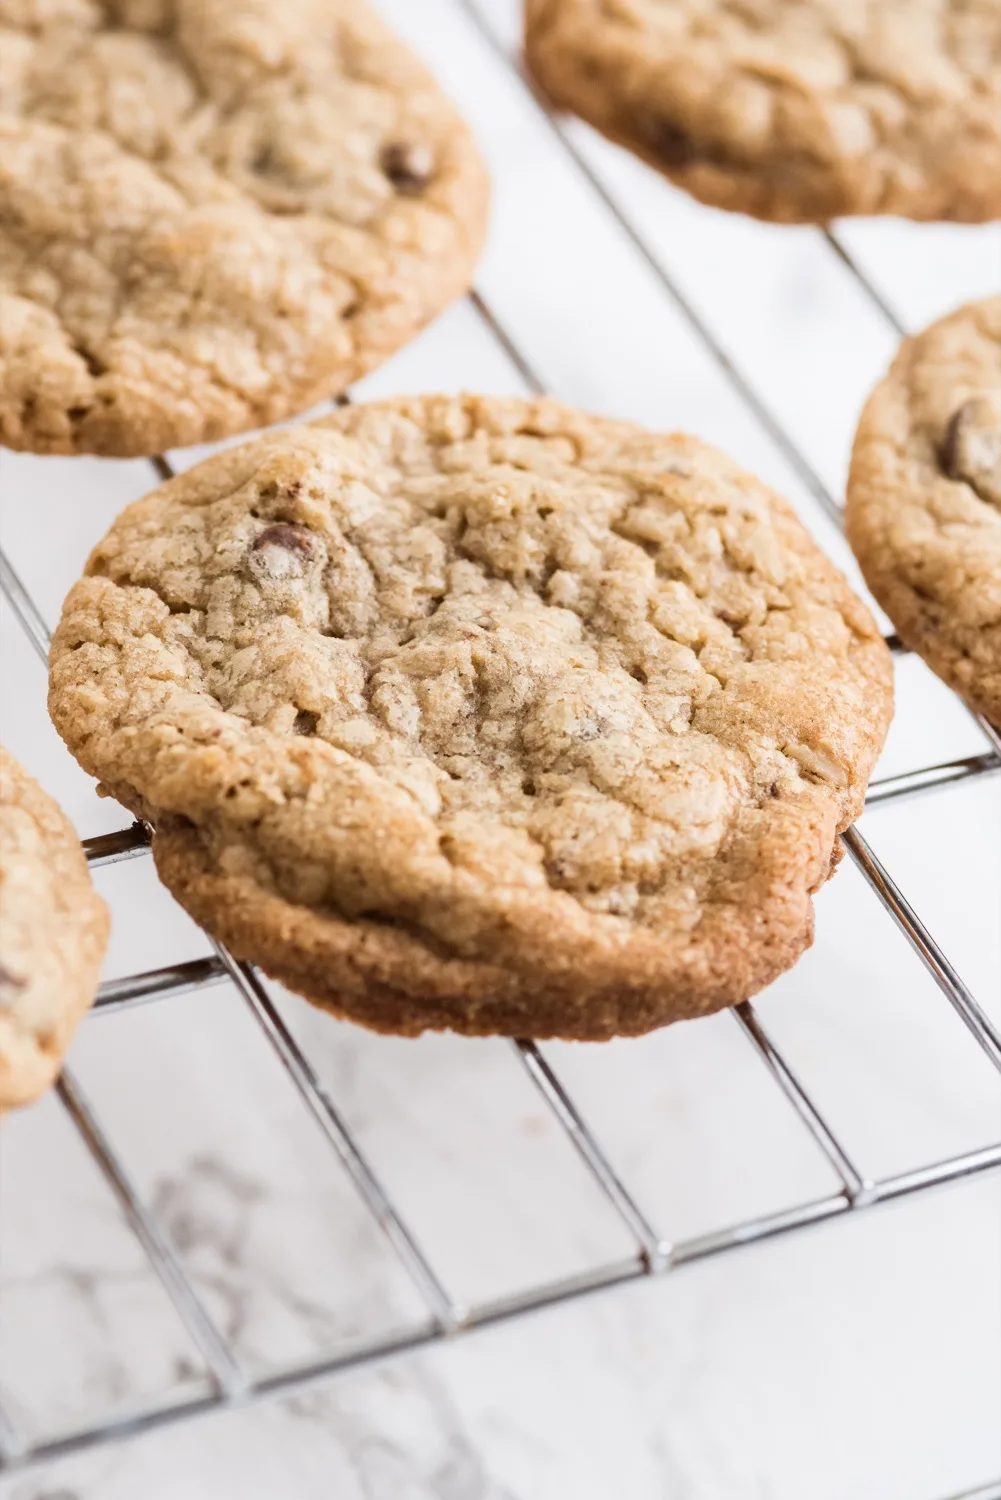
<box><xmin>0</xmin><ymin>747</ymin><xmax>109</xmax><ymax>1110</ymax></box>
<box><xmin>49</xmin><ymin>395</ymin><xmax>892</xmax><ymax>1039</ymax></box>
<box><xmin>0</xmin><ymin>0</ymin><xmax>488</xmax><ymax>457</ymax></box>
<box><xmin>847</xmin><ymin>297</ymin><xmax>1001</xmax><ymax>727</ymax></box>
<box><xmin>525</xmin><ymin>0</ymin><xmax>1001</xmax><ymax>223</ymax></box>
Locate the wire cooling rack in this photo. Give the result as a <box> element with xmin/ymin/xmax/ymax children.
<box><xmin>1</xmin><ymin>0</ymin><xmax>1000</xmax><ymax>1487</ymax></box>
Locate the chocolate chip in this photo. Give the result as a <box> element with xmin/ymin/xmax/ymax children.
<box><xmin>247</xmin><ymin>522</ymin><xmax>317</xmax><ymax>583</ymax></box>
<box><xmin>251</xmin><ymin>523</ymin><xmax>314</xmax><ymax>560</ymax></box>
<box><xmin>74</xmin><ymin>345</ymin><xmax>106</xmax><ymax>377</ymax></box>
<box><xmin>381</xmin><ymin>142</ymin><xmax>435</xmax><ymax>194</ymax></box>
<box><xmin>940</xmin><ymin>403</ymin><xmax>968</xmax><ymax>479</ymax></box>
<box><xmin>252</xmin><ymin>142</ymin><xmax>279</xmax><ymax>177</ymax></box>
<box><xmin>293</xmin><ymin>709</ymin><xmax>319</xmax><ymax>736</ymax></box>
<box><xmin>939</xmin><ymin>395</ymin><xmax>1001</xmax><ymax>508</ymax></box>
<box><xmin>0</xmin><ymin>962</ymin><xmax>26</xmax><ymax>1004</ymax></box>
<box><xmin>654</xmin><ymin>121</ymin><xmax>698</xmax><ymax>168</ymax></box>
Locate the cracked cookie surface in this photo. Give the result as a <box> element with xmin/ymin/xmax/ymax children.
<box><xmin>0</xmin><ymin>0</ymin><xmax>487</xmax><ymax>456</ymax></box>
<box><xmin>847</xmin><ymin>296</ymin><xmax>1001</xmax><ymax>727</ymax></box>
<box><xmin>49</xmin><ymin>395</ymin><xmax>892</xmax><ymax>1038</ymax></box>
<box><xmin>525</xmin><ymin>0</ymin><xmax>1001</xmax><ymax>223</ymax></box>
<box><xmin>0</xmin><ymin>747</ymin><xmax>109</xmax><ymax>1109</ymax></box>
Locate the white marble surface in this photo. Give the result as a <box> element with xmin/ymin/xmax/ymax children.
<box><xmin>1</xmin><ymin>0</ymin><xmax>1000</xmax><ymax>1494</ymax></box>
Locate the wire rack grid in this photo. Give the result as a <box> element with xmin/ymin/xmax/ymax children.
<box><xmin>0</xmin><ymin>1</ymin><xmax>1000</xmax><ymax>1486</ymax></box>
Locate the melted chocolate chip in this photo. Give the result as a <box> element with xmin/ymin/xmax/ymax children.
<box><xmin>939</xmin><ymin>395</ymin><xmax>1001</xmax><ymax>509</ymax></box>
<box><xmin>293</xmin><ymin>709</ymin><xmax>319</xmax><ymax>736</ymax></box>
<box><xmin>251</xmin><ymin>523</ymin><xmax>314</xmax><ymax>560</ymax></box>
<box><xmin>940</xmin><ymin>403</ymin><xmax>968</xmax><ymax>479</ymax></box>
<box><xmin>381</xmin><ymin>142</ymin><xmax>435</xmax><ymax>195</ymax></box>
<box><xmin>0</xmin><ymin>962</ymin><xmax>27</xmax><ymax>1002</ymax></box>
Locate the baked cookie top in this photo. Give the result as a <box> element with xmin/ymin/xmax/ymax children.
<box><xmin>525</xmin><ymin>0</ymin><xmax>1001</xmax><ymax>223</ymax></box>
<box><xmin>0</xmin><ymin>0</ymin><xmax>487</xmax><ymax>457</ymax></box>
<box><xmin>0</xmin><ymin>747</ymin><xmax>109</xmax><ymax>1109</ymax></box>
<box><xmin>49</xmin><ymin>396</ymin><xmax>892</xmax><ymax>1037</ymax></box>
<box><xmin>847</xmin><ymin>296</ymin><xmax>1001</xmax><ymax>727</ymax></box>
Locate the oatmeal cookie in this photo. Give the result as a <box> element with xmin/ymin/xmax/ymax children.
<box><xmin>525</xmin><ymin>0</ymin><xmax>1001</xmax><ymax>223</ymax></box>
<box><xmin>49</xmin><ymin>396</ymin><xmax>892</xmax><ymax>1038</ymax></box>
<box><xmin>0</xmin><ymin>747</ymin><xmax>109</xmax><ymax>1109</ymax></box>
<box><xmin>0</xmin><ymin>0</ymin><xmax>488</xmax><ymax>456</ymax></box>
<box><xmin>847</xmin><ymin>296</ymin><xmax>1001</xmax><ymax>726</ymax></box>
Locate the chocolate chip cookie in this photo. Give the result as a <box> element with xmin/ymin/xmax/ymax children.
<box><xmin>0</xmin><ymin>0</ymin><xmax>488</xmax><ymax>457</ymax></box>
<box><xmin>0</xmin><ymin>748</ymin><xmax>109</xmax><ymax>1109</ymax></box>
<box><xmin>847</xmin><ymin>297</ymin><xmax>1001</xmax><ymax>727</ymax></box>
<box><xmin>525</xmin><ymin>0</ymin><xmax>1001</xmax><ymax>223</ymax></box>
<box><xmin>49</xmin><ymin>396</ymin><xmax>892</xmax><ymax>1039</ymax></box>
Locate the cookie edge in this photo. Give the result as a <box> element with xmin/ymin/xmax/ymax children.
<box><xmin>846</xmin><ymin>298</ymin><xmax>1001</xmax><ymax>728</ymax></box>
<box><xmin>524</xmin><ymin>0</ymin><xmax>1001</xmax><ymax>224</ymax></box>
<box><xmin>0</xmin><ymin>748</ymin><xmax>110</xmax><ymax>1110</ymax></box>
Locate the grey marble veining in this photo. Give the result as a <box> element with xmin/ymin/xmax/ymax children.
<box><xmin>1</xmin><ymin>0</ymin><xmax>1000</xmax><ymax>1491</ymax></box>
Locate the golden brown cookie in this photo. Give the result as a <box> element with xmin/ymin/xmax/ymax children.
<box><xmin>847</xmin><ymin>296</ymin><xmax>1001</xmax><ymax>727</ymax></box>
<box><xmin>525</xmin><ymin>0</ymin><xmax>1001</xmax><ymax>224</ymax></box>
<box><xmin>0</xmin><ymin>0</ymin><xmax>488</xmax><ymax>457</ymax></box>
<box><xmin>0</xmin><ymin>747</ymin><xmax>109</xmax><ymax>1109</ymax></box>
<box><xmin>49</xmin><ymin>396</ymin><xmax>892</xmax><ymax>1039</ymax></box>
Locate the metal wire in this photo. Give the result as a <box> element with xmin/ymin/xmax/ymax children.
<box><xmin>3</xmin><ymin>1132</ymin><xmax>997</xmax><ymax>1474</ymax></box>
<box><xmin>455</xmin><ymin>0</ymin><xmax>845</xmax><ymax>533</ymax></box>
<box><xmin>512</xmin><ymin>1040</ymin><xmax>670</xmax><ymax>1268</ymax></box>
<box><xmin>56</xmin><ymin>1069</ymin><xmax>245</xmax><ymax>1398</ymax></box>
<box><xmin>83</xmin><ymin>823</ymin><xmax>153</xmax><ymax>867</ymax></box>
<box><xmin>468</xmin><ymin>287</ymin><xmax>547</xmax><ymax>395</ymax></box>
<box><xmin>866</xmin><ymin>753</ymin><xmax>1001</xmax><ymax>808</ymax></box>
<box><xmin>821</xmin><ymin>230</ymin><xmax>907</xmax><ymax>335</ymax></box>
<box><xmin>94</xmin><ymin>955</ymin><xmax>228</xmax><ymax>1014</ymax></box>
<box><xmin>0</xmin><ymin>10</ymin><xmax>998</xmax><ymax>1473</ymax></box>
<box><xmin>0</xmin><ymin>547</ymin><xmax>50</xmax><ymax>664</ymax></box>
<box><xmin>212</xmin><ymin>942</ymin><xmax>463</xmax><ymax>1333</ymax></box>
<box><xmin>842</xmin><ymin>827</ymin><xmax>1001</xmax><ymax>1072</ymax></box>
<box><xmin>3</xmin><ymin>348</ymin><xmax>998</xmax><ymax>1477</ymax></box>
<box><xmin>733</xmin><ymin>1004</ymin><xmax>869</xmax><ymax>1201</ymax></box>
<box><xmin>105</xmin><ymin>431</ymin><xmax>462</xmax><ymax>1336</ymax></box>
<box><xmin>972</xmin><ymin>705</ymin><xmax>1001</xmax><ymax>759</ymax></box>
